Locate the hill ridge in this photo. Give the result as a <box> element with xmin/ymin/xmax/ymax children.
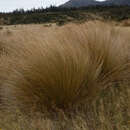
<box><xmin>61</xmin><ymin>0</ymin><xmax>130</xmax><ymax>7</ymax></box>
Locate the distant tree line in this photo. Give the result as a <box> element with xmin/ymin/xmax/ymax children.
<box><xmin>0</xmin><ymin>5</ymin><xmax>130</xmax><ymax>25</ymax></box>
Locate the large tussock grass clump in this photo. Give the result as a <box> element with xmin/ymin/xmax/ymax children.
<box><xmin>0</xmin><ymin>22</ymin><xmax>129</xmax><ymax>113</ymax></box>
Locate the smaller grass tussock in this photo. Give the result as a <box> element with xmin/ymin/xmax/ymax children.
<box><xmin>121</xmin><ymin>19</ymin><xmax>130</xmax><ymax>26</ymax></box>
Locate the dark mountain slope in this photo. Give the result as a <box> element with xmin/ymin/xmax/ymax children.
<box><xmin>61</xmin><ymin>0</ymin><xmax>100</xmax><ymax>7</ymax></box>
<box><xmin>104</xmin><ymin>0</ymin><xmax>130</xmax><ymax>5</ymax></box>
<box><xmin>61</xmin><ymin>0</ymin><xmax>130</xmax><ymax>7</ymax></box>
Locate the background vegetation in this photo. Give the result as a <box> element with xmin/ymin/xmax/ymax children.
<box><xmin>0</xmin><ymin>6</ymin><xmax>130</xmax><ymax>25</ymax></box>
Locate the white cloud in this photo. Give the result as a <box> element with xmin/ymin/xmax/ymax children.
<box><xmin>95</xmin><ymin>0</ymin><xmax>106</xmax><ymax>1</ymax></box>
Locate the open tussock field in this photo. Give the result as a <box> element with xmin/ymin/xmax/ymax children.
<box><xmin>0</xmin><ymin>21</ymin><xmax>130</xmax><ymax>130</ymax></box>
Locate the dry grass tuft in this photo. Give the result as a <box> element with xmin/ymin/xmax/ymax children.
<box><xmin>121</xmin><ymin>19</ymin><xmax>130</xmax><ymax>27</ymax></box>
<box><xmin>0</xmin><ymin>21</ymin><xmax>129</xmax><ymax>114</ymax></box>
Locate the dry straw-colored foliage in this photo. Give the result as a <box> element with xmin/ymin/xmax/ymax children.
<box><xmin>121</xmin><ymin>19</ymin><xmax>130</xmax><ymax>27</ymax></box>
<box><xmin>0</xmin><ymin>21</ymin><xmax>130</xmax><ymax>130</ymax></box>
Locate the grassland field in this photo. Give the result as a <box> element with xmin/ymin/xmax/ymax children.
<box><xmin>0</xmin><ymin>21</ymin><xmax>130</xmax><ymax>130</ymax></box>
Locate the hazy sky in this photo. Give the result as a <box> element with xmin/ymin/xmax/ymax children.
<box><xmin>0</xmin><ymin>0</ymin><xmax>106</xmax><ymax>12</ymax></box>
